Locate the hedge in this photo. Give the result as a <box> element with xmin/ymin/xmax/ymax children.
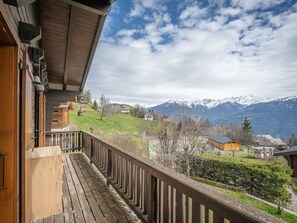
<box><xmin>188</xmin><ymin>155</ymin><xmax>292</xmax><ymax>206</ymax></box>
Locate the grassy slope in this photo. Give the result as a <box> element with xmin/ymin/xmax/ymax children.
<box><xmin>208</xmin><ymin>185</ymin><xmax>297</xmax><ymax>223</ymax></box>
<box><xmin>69</xmin><ymin>106</ymin><xmax>157</xmax><ymax>135</ymax></box>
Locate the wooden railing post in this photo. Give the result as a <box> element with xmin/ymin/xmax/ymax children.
<box><xmin>90</xmin><ymin>138</ymin><xmax>94</xmax><ymax>164</ymax></box>
<box><xmin>107</xmin><ymin>149</ymin><xmax>112</xmax><ymax>187</ymax></box>
<box><xmin>147</xmin><ymin>174</ymin><xmax>157</xmax><ymax>223</ymax></box>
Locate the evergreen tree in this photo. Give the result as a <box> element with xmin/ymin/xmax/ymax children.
<box><xmin>92</xmin><ymin>100</ymin><xmax>98</xmax><ymax>111</ymax></box>
<box><xmin>240</xmin><ymin>116</ymin><xmax>254</xmax><ymax>146</ymax></box>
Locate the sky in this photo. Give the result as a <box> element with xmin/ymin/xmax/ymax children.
<box><xmin>85</xmin><ymin>0</ymin><xmax>297</xmax><ymax>105</ymax></box>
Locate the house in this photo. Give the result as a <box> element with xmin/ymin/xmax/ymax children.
<box><xmin>144</xmin><ymin>113</ymin><xmax>154</xmax><ymax>121</ymax></box>
<box><xmin>275</xmin><ymin>145</ymin><xmax>297</xmax><ymax>178</ymax></box>
<box><xmin>255</xmin><ymin>135</ymin><xmax>287</xmax><ymax>150</ymax></box>
<box><xmin>163</xmin><ymin>117</ymin><xmax>173</xmax><ymax>125</ymax></box>
<box><xmin>0</xmin><ymin>1</ymin><xmax>280</xmax><ymax>222</ymax></box>
<box><xmin>120</xmin><ymin>110</ymin><xmax>130</xmax><ymax>114</ymax></box>
<box><xmin>208</xmin><ymin>135</ymin><xmax>240</xmax><ymax>151</ymax></box>
<box><xmin>254</xmin><ymin>147</ymin><xmax>275</xmax><ymax>160</ymax></box>
<box><xmin>51</xmin><ymin>103</ymin><xmax>69</xmax><ymax>131</ymax></box>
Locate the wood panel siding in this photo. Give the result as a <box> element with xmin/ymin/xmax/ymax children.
<box><xmin>21</xmin><ymin>51</ymin><xmax>36</xmax><ymax>223</ymax></box>
<box><xmin>208</xmin><ymin>139</ymin><xmax>240</xmax><ymax>151</ymax></box>
<box><xmin>0</xmin><ymin>45</ymin><xmax>19</xmax><ymax>223</ymax></box>
<box><xmin>3</xmin><ymin>2</ymin><xmax>37</xmax><ymax>49</ymax></box>
<box><xmin>45</xmin><ymin>90</ymin><xmax>79</xmax><ymax>131</ymax></box>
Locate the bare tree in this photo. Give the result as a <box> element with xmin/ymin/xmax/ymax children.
<box><xmin>100</xmin><ymin>93</ymin><xmax>109</xmax><ymax>120</ymax></box>
<box><xmin>156</xmin><ymin>117</ymin><xmax>205</xmax><ymax>177</ymax></box>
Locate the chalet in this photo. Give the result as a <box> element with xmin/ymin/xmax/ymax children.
<box><xmin>275</xmin><ymin>145</ymin><xmax>297</xmax><ymax>178</ymax></box>
<box><xmin>144</xmin><ymin>113</ymin><xmax>154</xmax><ymax>121</ymax></box>
<box><xmin>208</xmin><ymin>135</ymin><xmax>240</xmax><ymax>151</ymax></box>
<box><xmin>120</xmin><ymin>110</ymin><xmax>130</xmax><ymax>114</ymax></box>
<box><xmin>0</xmin><ymin>0</ymin><xmax>281</xmax><ymax>222</ymax></box>
<box><xmin>163</xmin><ymin>117</ymin><xmax>173</xmax><ymax>125</ymax></box>
<box><xmin>255</xmin><ymin>135</ymin><xmax>287</xmax><ymax>150</ymax></box>
<box><xmin>51</xmin><ymin>103</ymin><xmax>69</xmax><ymax>131</ymax></box>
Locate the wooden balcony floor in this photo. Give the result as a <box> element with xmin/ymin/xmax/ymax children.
<box><xmin>33</xmin><ymin>153</ymin><xmax>139</xmax><ymax>223</ymax></box>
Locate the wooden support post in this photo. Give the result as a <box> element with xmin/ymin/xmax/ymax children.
<box><xmin>90</xmin><ymin>139</ymin><xmax>94</xmax><ymax>164</ymax></box>
<box><xmin>147</xmin><ymin>174</ymin><xmax>157</xmax><ymax>223</ymax></box>
<box><xmin>106</xmin><ymin>149</ymin><xmax>112</xmax><ymax>187</ymax></box>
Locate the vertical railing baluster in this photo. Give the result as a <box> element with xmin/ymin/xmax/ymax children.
<box><xmin>147</xmin><ymin>174</ymin><xmax>157</xmax><ymax>223</ymax></box>
<box><xmin>90</xmin><ymin>138</ymin><xmax>94</xmax><ymax>164</ymax></box>
<box><xmin>107</xmin><ymin>149</ymin><xmax>112</xmax><ymax>187</ymax></box>
<box><xmin>163</xmin><ymin>182</ymin><xmax>169</xmax><ymax>223</ymax></box>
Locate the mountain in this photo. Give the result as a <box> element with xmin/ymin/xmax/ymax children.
<box><xmin>150</xmin><ymin>96</ymin><xmax>297</xmax><ymax>137</ymax></box>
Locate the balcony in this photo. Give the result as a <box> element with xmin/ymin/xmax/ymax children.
<box><xmin>41</xmin><ymin>131</ymin><xmax>283</xmax><ymax>223</ymax></box>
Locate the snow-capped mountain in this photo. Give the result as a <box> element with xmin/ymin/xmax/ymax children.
<box><xmin>166</xmin><ymin>95</ymin><xmax>271</xmax><ymax>109</ymax></box>
<box><xmin>150</xmin><ymin>95</ymin><xmax>297</xmax><ymax>137</ymax></box>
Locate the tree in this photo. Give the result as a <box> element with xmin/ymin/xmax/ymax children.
<box><xmin>92</xmin><ymin>100</ymin><xmax>98</xmax><ymax>111</ymax></box>
<box><xmin>240</xmin><ymin>117</ymin><xmax>254</xmax><ymax>155</ymax></box>
<box><xmin>100</xmin><ymin>94</ymin><xmax>109</xmax><ymax>120</ymax></box>
<box><xmin>79</xmin><ymin>90</ymin><xmax>92</xmax><ymax>103</ymax></box>
<box><xmin>156</xmin><ymin>117</ymin><xmax>204</xmax><ymax>177</ymax></box>
<box><xmin>288</xmin><ymin>134</ymin><xmax>297</xmax><ymax>147</ymax></box>
<box><xmin>130</xmin><ymin>104</ymin><xmax>145</xmax><ymax>118</ymax></box>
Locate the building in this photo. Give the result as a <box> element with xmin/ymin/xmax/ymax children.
<box><xmin>275</xmin><ymin>145</ymin><xmax>297</xmax><ymax>178</ymax></box>
<box><xmin>51</xmin><ymin>103</ymin><xmax>69</xmax><ymax>131</ymax></box>
<box><xmin>208</xmin><ymin>135</ymin><xmax>240</xmax><ymax>151</ymax></box>
<box><xmin>255</xmin><ymin>135</ymin><xmax>287</xmax><ymax>150</ymax></box>
<box><xmin>254</xmin><ymin>147</ymin><xmax>275</xmax><ymax>160</ymax></box>
<box><xmin>144</xmin><ymin>113</ymin><xmax>154</xmax><ymax>121</ymax></box>
<box><xmin>0</xmin><ymin>1</ymin><xmax>281</xmax><ymax>222</ymax></box>
<box><xmin>162</xmin><ymin>117</ymin><xmax>173</xmax><ymax>125</ymax></box>
<box><xmin>120</xmin><ymin>110</ymin><xmax>130</xmax><ymax>114</ymax></box>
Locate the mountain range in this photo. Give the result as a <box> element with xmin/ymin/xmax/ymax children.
<box><xmin>150</xmin><ymin>95</ymin><xmax>297</xmax><ymax>138</ymax></box>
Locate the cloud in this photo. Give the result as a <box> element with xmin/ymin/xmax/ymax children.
<box><xmin>86</xmin><ymin>0</ymin><xmax>297</xmax><ymax>105</ymax></box>
<box><xmin>231</xmin><ymin>0</ymin><xmax>287</xmax><ymax>11</ymax></box>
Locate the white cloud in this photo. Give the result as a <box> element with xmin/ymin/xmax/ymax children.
<box><xmin>86</xmin><ymin>1</ymin><xmax>297</xmax><ymax>105</ymax></box>
<box><xmin>231</xmin><ymin>0</ymin><xmax>287</xmax><ymax>11</ymax></box>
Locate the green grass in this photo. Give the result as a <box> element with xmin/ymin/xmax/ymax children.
<box><xmin>69</xmin><ymin>107</ymin><xmax>158</xmax><ymax>136</ymax></box>
<box><xmin>207</xmin><ymin>185</ymin><xmax>297</xmax><ymax>223</ymax></box>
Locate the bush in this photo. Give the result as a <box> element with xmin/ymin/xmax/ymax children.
<box><xmin>189</xmin><ymin>155</ymin><xmax>292</xmax><ymax>208</ymax></box>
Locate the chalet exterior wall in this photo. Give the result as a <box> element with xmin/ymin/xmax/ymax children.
<box><xmin>51</xmin><ymin>106</ymin><xmax>69</xmax><ymax>131</ymax></box>
<box><xmin>208</xmin><ymin>136</ymin><xmax>240</xmax><ymax>151</ymax></box>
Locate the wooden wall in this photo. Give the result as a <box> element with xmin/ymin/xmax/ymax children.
<box><xmin>51</xmin><ymin>107</ymin><xmax>69</xmax><ymax>130</ymax></box>
<box><xmin>45</xmin><ymin>90</ymin><xmax>79</xmax><ymax>131</ymax></box>
<box><xmin>4</xmin><ymin>3</ymin><xmax>37</xmax><ymax>50</ymax></box>
<box><xmin>208</xmin><ymin>139</ymin><xmax>240</xmax><ymax>151</ymax></box>
<box><xmin>0</xmin><ymin>45</ymin><xmax>19</xmax><ymax>223</ymax></box>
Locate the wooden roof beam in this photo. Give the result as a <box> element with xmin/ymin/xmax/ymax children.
<box><xmin>80</xmin><ymin>15</ymin><xmax>106</xmax><ymax>91</ymax></box>
<box><xmin>63</xmin><ymin>5</ymin><xmax>76</xmax><ymax>90</ymax></box>
<box><xmin>61</xmin><ymin>0</ymin><xmax>113</xmax><ymax>16</ymax></box>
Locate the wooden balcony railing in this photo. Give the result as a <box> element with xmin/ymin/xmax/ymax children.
<box><xmin>46</xmin><ymin>130</ymin><xmax>280</xmax><ymax>223</ymax></box>
<box><xmin>45</xmin><ymin>131</ymin><xmax>82</xmax><ymax>152</ymax></box>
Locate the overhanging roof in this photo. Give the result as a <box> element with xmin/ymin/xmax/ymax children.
<box><xmin>208</xmin><ymin>135</ymin><xmax>236</xmax><ymax>144</ymax></box>
<box><xmin>39</xmin><ymin>0</ymin><xmax>111</xmax><ymax>92</ymax></box>
<box><xmin>274</xmin><ymin>145</ymin><xmax>297</xmax><ymax>156</ymax></box>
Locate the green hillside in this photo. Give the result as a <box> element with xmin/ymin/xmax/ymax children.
<box><xmin>69</xmin><ymin>104</ymin><xmax>160</xmax><ymax>157</ymax></box>
<box><xmin>69</xmin><ymin>105</ymin><xmax>157</xmax><ymax>135</ymax></box>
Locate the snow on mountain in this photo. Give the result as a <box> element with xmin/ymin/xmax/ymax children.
<box><xmin>165</xmin><ymin>96</ymin><xmax>272</xmax><ymax>109</ymax></box>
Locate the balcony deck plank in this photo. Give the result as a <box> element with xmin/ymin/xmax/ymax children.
<box><xmin>33</xmin><ymin>153</ymin><xmax>139</xmax><ymax>223</ymax></box>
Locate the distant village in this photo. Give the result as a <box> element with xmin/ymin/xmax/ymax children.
<box><xmin>50</xmin><ymin>94</ymin><xmax>297</xmax><ymax>180</ymax></box>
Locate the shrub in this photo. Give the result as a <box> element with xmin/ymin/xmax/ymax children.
<box><xmin>189</xmin><ymin>155</ymin><xmax>292</xmax><ymax>209</ymax></box>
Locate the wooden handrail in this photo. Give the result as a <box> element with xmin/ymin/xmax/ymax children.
<box><xmin>80</xmin><ymin>130</ymin><xmax>283</xmax><ymax>223</ymax></box>
<box><xmin>46</xmin><ymin>131</ymin><xmax>82</xmax><ymax>150</ymax></box>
